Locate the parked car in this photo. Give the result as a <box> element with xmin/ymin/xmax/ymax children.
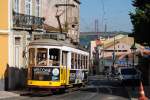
<box><xmin>117</xmin><ymin>67</ymin><xmax>141</xmax><ymax>85</ymax></box>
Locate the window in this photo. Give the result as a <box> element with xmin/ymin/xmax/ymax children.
<box><xmin>36</xmin><ymin>48</ymin><xmax>47</xmax><ymax>66</ymax></box>
<box><xmin>81</xmin><ymin>55</ymin><xmax>84</xmax><ymax>69</ymax></box>
<box><xmin>80</xmin><ymin>55</ymin><xmax>83</xmax><ymax>69</ymax></box>
<box><xmin>15</xmin><ymin>37</ymin><xmax>21</xmax><ymax>45</ymax></box>
<box><xmin>122</xmin><ymin>45</ymin><xmax>124</xmax><ymax>48</ymax></box>
<box><xmin>78</xmin><ymin>54</ymin><xmax>81</xmax><ymax>69</ymax></box>
<box><xmin>104</xmin><ymin>50</ymin><xmax>117</xmax><ymax>52</ymax></box>
<box><xmin>29</xmin><ymin>48</ymin><xmax>35</xmax><ymax>66</ymax></box>
<box><xmin>75</xmin><ymin>54</ymin><xmax>77</xmax><ymax>69</ymax></box>
<box><xmin>14</xmin><ymin>37</ymin><xmax>21</xmax><ymax>68</ymax></box>
<box><xmin>71</xmin><ymin>53</ymin><xmax>75</xmax><ymax>69</ymax></box>
<box><xmin>28</xmin><ymin>48</ymin><xmax>34</xmax><ymax>80</ymax></box>
<box><xmin>49</xmin><ymin>49</ymin><xmax>60</xmax><ymax>66</ymax></box>
<box><xmin>83</xmin><ymin>56</ymin><xmax>86</xmax><ymax>69</ymax></box>
<box><xmin>85</xmin><ymin>56</ymin><xmax>88</xmax><ymax>69</ymax></box>
<box><xmin>62</xmin><ymin>51</ymin><xmax>67</xmax><ymax>66</ymax></box>
<box><xmin>122</xmin><ymin>50</ymin><xmax>127</xmax><ymax>52</ymax></box>
<box><xmin>25</xmin><ymin>0</ymin><xmax>32</xmax><ymax>15</ymax></box>
<box><xmin>35</xmin><ymin>0</ymin><xmax>40</xmax><ymax>16</ymax></box>
<box><xmin>14</xmin><ymin>0</ymin><xmax>19</xmax><ymax>13</ymax></box>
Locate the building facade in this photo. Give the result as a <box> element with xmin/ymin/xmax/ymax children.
<box><xmin>0</xmin><ymin>0</ymin><xmax>80</xmax><ymax>90</ymax></box>
<box><xmin>0</xmin><ymin>0</ymin><xmax>10</xmax><ymax>90</ymax></box>
<box><xmin>42</xmin><ymin>0</ymin><xmax>80</xmax><ymax>43</ymax></box>
<box><xmin>89</xmin><ymin>35</ymin><xmax>142</xmax><ymax>74</ymax></box>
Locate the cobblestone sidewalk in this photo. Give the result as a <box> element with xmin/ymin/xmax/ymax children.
<box><xmin>0</xmin><ymin>91</ymin><xmax>19</xmax><ymax>99</ymax></box>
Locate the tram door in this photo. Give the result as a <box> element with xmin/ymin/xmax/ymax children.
<box><xmin>62</xmin><ymin>51</ymin><xmax>71</xmax><ymax>85</ymax></box>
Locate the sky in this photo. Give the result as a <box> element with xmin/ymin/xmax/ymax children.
<box><xmin>80</xmin><ymin>0</ymin><xmax>134</xmax><ymax>32</ymax></box>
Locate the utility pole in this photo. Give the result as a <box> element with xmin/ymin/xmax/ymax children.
<box><xmin>113</xmin><ymin>35</ymin><xmax>115</xmax><ymax>64</ymax></box>
<box><xmin>102</xmin><ymin>24</ymin><xmax>107</xmax><ymax>72</ymax></box>
<box><xmin>65</xmin><ymin>0</ymin><xmax>68</xmax><ymax>30</ymax></box>
<box><xmin>112</xmin><ymin>35</ymin><xmax>116</xmax><ymax>74</ymax></box>
<box><xmin>104</xmin><ymin>24</ymin><xmax>107</xmax><ymax>34</ymax></box>
<box><xmin>94</xmin><ymin>19</ymin><xmax>99</xmax><ymax>74</ymax></box>
<box><xmin>130</xmin><ymin>34</ymin><xmax>137</xmax><ymax>68</ymax></box>
<box><xmin>95</xmin><ymin>19</ymin><xmax>99</xmax><ymax>39</ymax></box>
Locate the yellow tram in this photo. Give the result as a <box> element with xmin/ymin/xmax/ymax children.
<box><xmin>27</xmin><ymin>35</ymin><xmax>89</xmax><ymax>91</ymax></box>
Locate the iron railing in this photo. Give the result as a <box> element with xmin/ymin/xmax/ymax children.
<box><xmin>13</xmin><ymin>12</ymin><xmax>45</xmax><ymax>29</ymax></box>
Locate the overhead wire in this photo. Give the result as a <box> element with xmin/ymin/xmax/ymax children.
<box><xmin>100</xmin><ymin>0</ymin><xmax>106</xmax><ymax>32</ymax></box>
<box><xmin>95</xmin><ymin>0</ymin><xmax>106</xmax><ymax>32</ymax></box>
<box><xmin>80</xmin><ymin>17</ymin><xmax>94</xmax><ymax>32</ymax></box>
<box><xmin>80</xmin><ymin>0</ymin><xmax>106</xmax><ymax>32</ymax></box>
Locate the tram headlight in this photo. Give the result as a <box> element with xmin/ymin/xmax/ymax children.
<box><xmin>52</xmin><ymin>68</ymin><xmax>59</xmax><ymax>76</ymax></box>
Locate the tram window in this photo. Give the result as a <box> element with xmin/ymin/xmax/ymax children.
<box><xmin>29</xmin><ymin>48</ymin><xmax>35</xmax><ymax>66</ymax></box>
<box><xmin>87</xmin><ymin>56</ymin><xmax>89</xmax><ymax>69</ymax></box>
<box><xmin>82</xmin><ymin>55</ymin><xmax>85</xmax><ymax>69</ymax></box>
<box><xmin>84</xmin><ymin>56</ymin><xmax>86</xmax><ymax>69</ymax></box>
<box><xmin>71</xmin><ymin>53</ymin><xmax>75</xmax><ymax>69</ymax></box>
<box><xmin>62</xmin><ymin>51</ymin><xmax>67</xmax><ymax>66</ymax></box>
<box><xmin>86</xmin><ymin>56</ymin><xmax>88</xmax><ymax>69</ymax></box>
<box><xmin>85</xmin><ymin>56</ymin><xmax>87</xmax><ymax>69</ymax></box>
<box><xmin>81</xmin><ymin>55</ymin><xmax>83</xmax><ymax>69</ymax></box>
<box><xmin>80</xmin><ymin>55</ymin><xmax>81</xmax><ymax>69</ymax></box>
<box><xmin>49</xmin><ymin>49</ymin><xmax>60</xmax><ymax>66</ymax></box>
<box><xmin>83</xmin><ymin>56</ymin><xmax>85</xmax><ymax>69</ymax></box>
<box><xmin>37</xmin><ymin>48</ymin><xmax>47</xmax><ymax>66</ymax></box>
<box><xmin>75</xmin><ymin>53</ymin><xmax>77</xmax><ymax>69</ymax></box>
<box><xmin>78</xmin><ymin>54</ymin><xmax>81</xmax><ymax>69</ymax></box>
<box><xmin>80</xmin><ymin>55</ymin><xmax>82</xmax><ymax>69</ymax></box>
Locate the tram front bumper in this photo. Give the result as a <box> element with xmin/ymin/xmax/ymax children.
<box><xmin>27</xmin><ymin>80</ymin><xmax>62</xmax><ymax>88</ymax></box>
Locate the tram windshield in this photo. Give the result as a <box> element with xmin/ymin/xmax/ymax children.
<box><xmin>29</xmin><ymin>48</ymin><xmax>35</xmax><ymax>67</ymax></box>
<box><xmin>37</xmin><ymin>48</ymin><xmax>48</xmax><ymax>66</ymax></box>
<box><xmin>49</xmin><ymin>49</ymin><xmax>60</xmax><ymax>66</ymax></box>
<box><xmin>29</xmin><ymin>48</ymin><xmax>60</xmax><ymax>66</ymax></box>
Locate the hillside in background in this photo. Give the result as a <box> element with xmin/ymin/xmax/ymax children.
<box><xmin>79</xmin><ymin>31</ymin><xmax>131</xmax><ymax>48</ymax></box>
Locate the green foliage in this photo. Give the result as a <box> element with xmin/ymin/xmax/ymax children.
<box><xmin>130</xmin><ymin>0</ymin><xmax>150</xmax><ymax>46</ymax></box>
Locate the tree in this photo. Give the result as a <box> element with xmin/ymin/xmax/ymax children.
<box><xmin>130</xmin><ymin>0</ymin><xmax>150</xmax><ymax>46</ymax></box>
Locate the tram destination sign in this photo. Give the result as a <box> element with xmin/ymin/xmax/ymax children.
<box><xmin>33</xmin><ymin>67</ymin><xmax>51</xmax><ymax>75</ymax></box>
<box><xmin>33</xmin><ymin>33</ymin><xmax>66</xmax><ymax>40</ymax></box>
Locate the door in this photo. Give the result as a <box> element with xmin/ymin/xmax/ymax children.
<box><xmin>15</xmin><ymin>46</ymin><xmax>20</xmax><ymax>67</ymax></box>
<box><xmin>14</xmin><ymin>37</ymin><xmax>21</xmax><ymax>68</ymax></box>
<box><xmin>62</xmin><ymin>51</ymin><xmax>68</xmax><ymax>84</ymax></box>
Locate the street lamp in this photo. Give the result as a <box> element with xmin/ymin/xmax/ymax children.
<box><xmin>130</xmin><ymin>43</ymin><xmax>137</xmax><ymax>67</ymax></box>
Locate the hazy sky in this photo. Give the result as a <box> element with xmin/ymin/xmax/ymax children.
<box><xmin>80</xmin><ymin>0</ymin><xmax>134</xmax><ymax>32</ymax></box>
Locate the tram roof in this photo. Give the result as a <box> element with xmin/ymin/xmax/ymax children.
<box><xmin>29</xmin><ymin>39</ymin><xmax>87</xmax><ymax>52</ymax></box>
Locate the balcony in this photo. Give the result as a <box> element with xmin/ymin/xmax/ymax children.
<box><xmin>13</xmin><ymin>12</ymin><xmax>45</xmax><ymax>30</ymax></box>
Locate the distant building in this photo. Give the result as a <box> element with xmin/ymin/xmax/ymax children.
<box><xmin>89</xmin><ymin>34</ymin><xmax>143</xmax><ymax>74</ymax></box>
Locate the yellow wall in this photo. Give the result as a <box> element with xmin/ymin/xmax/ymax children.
<box><xmin>0</xmin><ymin>0</ymin><xmax>8</xmax><ymax>30</ymax></box>
<box><xmin>0</xmin><ymin>34</ymin><xmax>8</xmax><ymax>80</ymax></box>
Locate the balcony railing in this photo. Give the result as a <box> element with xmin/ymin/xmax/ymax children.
<box><xmin>13</xmin><ymin>12</ymin><xmax>45</xmax><ymax>29</ymax></box>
